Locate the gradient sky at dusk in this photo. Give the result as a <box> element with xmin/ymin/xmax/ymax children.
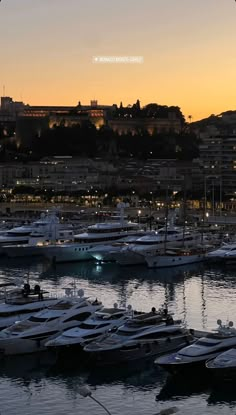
<box><xmin>0</xmin><ymin>0</ymin><xmax>236</xmax><ymax>120</ymax></box>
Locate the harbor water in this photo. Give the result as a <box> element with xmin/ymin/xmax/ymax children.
<box><xmin>0</xmin><ymin>258</ymin><xmax>236</xmax><ymax>415</ymax></box>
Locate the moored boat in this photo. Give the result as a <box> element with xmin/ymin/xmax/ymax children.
<box><xmin>206</xmin><ymin>242</ymin><xmax>236</xmax><ymax>263</ymax></box>
<box><xmin>2</xmin><ymin>228</ymin><xmax>75</xmax><ymax>258</ymax></box>
<box><xmin>0</xmin><ymin>291</ymin><xmax>103</xmax><ymax>356</ymax></box>
<box><xmin>87</xmin><ymin>234</ymin><xmax>144</xmax><ymax>262</ymax></box>
<box><xmin>155</xmin><ymin>320</ymin><xmax>236</xmax><ymax>375</ymax></box>
<box><xmin>206</xmin><ymin>347</ymin><xmax>236</xmax><ymax>381</ymax></box>
<box><xmin>0</xmin><ymin>283</ymin><xmax>59</xmax><ymax>330</ymax></box>
<box><xmin>83</xmin><ymin>307</ymin><xmax>192</xmax><ymax>365</ymax></box>
<box><xmin>44</xmin><ymin>204</ymin><xmax>140</xmax><ymax>263</ymax></box>
<box><xmin>45</xmin><ymin>304</ymin><xmax>135</xmax><ymax>356</ymax></box>
<box><xmin>0</xmin><ymin>211</ymin><xmax>73</xmax><ymax>256</ymax></box>
<box><xmin>112</xmin><ymin>227</ymin><xmax>203</xmax><ymax>266</ymax></box>
<box><xmin>145</xmin><ymin>247</ymin><xmax>206</xmax><ymax>268</ymax></box>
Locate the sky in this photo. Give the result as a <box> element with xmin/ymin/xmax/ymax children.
<box><xmin>0</xmin><ymin>0</ymin><xmax>236</xmax><ymax>121</ymax></box>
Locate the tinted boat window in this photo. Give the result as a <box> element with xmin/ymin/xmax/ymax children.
<box><xmin>64</xmin><ymin>312</ymin><xmax>91</xmax><ymax>322</ymax></box>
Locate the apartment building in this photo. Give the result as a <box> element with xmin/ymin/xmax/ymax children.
<box><xmin>198</xmin><ymin>134</ymin><xmax>236</xmax><ymax>195</ymax></box>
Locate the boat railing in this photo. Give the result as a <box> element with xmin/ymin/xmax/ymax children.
<box><xmin>126</xmin><ymin>315</ymin><xmax>166</xmax><ymax>327</ymax></box>
<box><xmin>125</xmin><ymin>332</ymin><xmax>190</xmax><ymax>345</ymax></box>
<box><xmin>4</xmin><ymin>289</ymin><xmax>59</xmax><ymax>305</ymax></box>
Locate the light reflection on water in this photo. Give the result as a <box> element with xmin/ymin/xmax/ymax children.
<box><xmin>0</xmin><ymin>259</ymin><xmax>236</xmax><ymax>414</ymax></box>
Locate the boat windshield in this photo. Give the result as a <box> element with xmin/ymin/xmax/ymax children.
<box><xmin>79</xmin><ymin>322</ymin><xmax>109</xmax><ymax>329</ymax></box>
<box><xmin>158</xmin><ymin>230</ymin><xmax>180</xmax><ymax>235</ymax></box>
<box><xmin>135</xmin><ymin>240</ymin><xmax>161</xmax><ymax>245</ymax></box>
<box><xmin>117</xmin><ymin>329</ymin><xmax>142</xmax><ymax>336</ymax></box>
<box><xmin>194</xmin><ymin>339</ymin><xmax>220</xmax><ymax>347</ymax></box>
<box><xmin>49</xmin><ymin>301</ymin><xmax>73</xmax><ymax>310</ymax></box>
<box><xmin>4</xmin><ymin>232</ymin><xmax>30</xmax><ymax>237</ymax></box>
<box><xmin>29</xmin><ymin>316</ymin><xmax>58</xmax><ymax>322</ymax></box>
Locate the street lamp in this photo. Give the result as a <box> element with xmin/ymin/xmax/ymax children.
<box><xmin>204</xmin><ymin>174</ymin><xmax>222</xmax><ymax>218</ymax></box>
<box><xmin>79</xmin><ymin>385</ymin><xmax>179</xmax><ymax>415</ymax></box>
<box><xmin>78</xmin><ymin>385</ymin><xmax>112</xmax><ymax>415</ymax></box>
<box><xmin>212</xmin><ymin>179</ymin><xmax>215</xmax><ymax>217</ymax></box>
<box><xmin>138</xmin><ymin>209</ymin><xmax>141</xmax><ymax>225</ymax></box>
<box><xmin>149</xmin><ymin>198</ymin><xmax>153</xmax><ymax>231</ymax></box>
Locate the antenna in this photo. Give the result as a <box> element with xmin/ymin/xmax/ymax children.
<box><xmin>3</xmin><ymin>85</ymin><xmax>5</xmax><ymax>97</ymax></box>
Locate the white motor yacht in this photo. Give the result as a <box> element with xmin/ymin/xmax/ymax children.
<box><xmin>44</xmin><ymin>204</ymin><xmax>140</xmax><ymax>263</ymax></box>
<box><xmin>0</xmin><ymin>283</ymin><xmax>59</xmax><ymax>330</ymax></box>
<box><xmin>45</xmin><ymin>304</ymin><xmax>134</xmax><ymax>355</ymax></box>
<box><xmin>83</xmin><ymin>308</ymin><xmax>192</xmax><ymax>365</ymax></box>
<box><xmin>221</xmin><ymin>248</ymin><xmax>236</xmax><ymax>265</ymax></box>
<box><xmin>0</xmin><ymin>290</ymin><xmax>102</xmax><ymax>356</ymax></box>
<box><xmin>2</xmin><ymin>212</ymin><xmax>75</xmax><ymax>258</ymax></box>
<box><xmin>112</xmin><ymin>227</ymin><xmax>202</xmax><ymax>266</ymax></box>
<box><xmin>87</xmin><ymin>234</ymin><xmax>145</xmax><ymax>262</ymax></box>
<box><xmin>0</xmin><ymin>225</ymin><xmax>36</xmax><ymax>254</ymax></box>
<box><xmin>206</xmin><ymin>347</ymin><xmax>236</xmax><ymax>381</ymax></box>
<box><xmin>206</xmin><ymin>242</ymin><xmax>236</xmax><ymax>262</ymax></box>
<box><xmin>155</xmin><ymin>320</ymin><xmax>236</xmax><ymax>374</ymax></box>
<box><xmin>145</xmin><ymin>247</ymin><xmax>206</xmax><ymax>268</ymax></box>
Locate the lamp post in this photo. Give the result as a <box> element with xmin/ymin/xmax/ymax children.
<box><xmin>204</xmin><ymin>175</ymin><xmax>207</xmax><ymax>219</ymax></box>
<box><xmin>204</xmin><ymin>174</ymin><xmax>221</xmax><ymax>218</ymax></box>
<box><xmin>138</xmin><ymin>209</ymin><xmax>141</xmax><ymax>226</ymax></box>
<box><xmin>79</xmin><ymin>385</ymin><xmax>112</xmax><ymax>415</ymax></box>
<box><xmin>212</xmin><ymin>179</ymin><xmax>215</xmax><ymax>218</ymax></box>
<box><xmin>219</xmin><ymin>175</ymin><xmax>222</xmax><ymax>217</ymax></box>
<box><xmin>211</xmin><ymin>175</ymin><xmax>222</xmax><ymax>217</ymax></box>
<box><xmin>149</xmin><ymin>199</ymin><xmax>153</xmax><ymax>231</ymax></box>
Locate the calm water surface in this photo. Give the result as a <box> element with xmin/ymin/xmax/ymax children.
<box><xmin>0</xmin><ymin>258</ymin><xmax>236</xmax><ymax>415</ymax></box>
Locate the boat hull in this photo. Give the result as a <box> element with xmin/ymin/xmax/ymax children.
<box><xmin>2</xmin><ymin>245</ymin><xmax>45</xmax><ymax>258</ymax></box>
<box><xmin>206</xmin><ymin>349</ymin><xmax>236</xmax><ymax>381</ymax></box>
<box><xmin>85</xmin><ymin>335</ymin><xmax>192</xmax><ymax>366</ymax></box>
<box><xmin>146</xmin><ymin>254</ymin><xmax>205</xmax><ymax>268</ymax></box>
<box><xmin>223</xmin><ymin>257</ymin><xmax>236</xmax><ymax>266</ymax></box>
<box><xmin>155</xmin><ymin>351</ymin><xmax>222</xmax><ymax>375</ymax></box>
<box><xmin>88</xmin><ymin>248</ymin><xmax>117</xmax><ymax>262</ymax></box>
<box><xmin>44</xmin><ymin>241</ymin><xmax>135</xmax><ymax>263</ymax></box>
<box><xmin>112</xmin><ymin>251</ymin><xmax>146</xmax><ymax>266</ymax></box>
<box><xmin>47</xmin><ymin>343</ymin><xmax>85</xmax><ymax>360</ymax></box>
<box><xmin>206</xmin><ymin>363</ymin><xmax>236</xmax><ymax>381</ymax></box>
<box><xmin>44</xmin><ymin>245</ymin><xmax>93</xmax><ymax>263</ymax></box>
<box><xmin>0</xmin><ymin>336</ymin><xmax>50</xmax><ymax>356</ymax></box>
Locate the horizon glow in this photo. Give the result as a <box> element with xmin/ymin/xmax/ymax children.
<box><xmin>0</xmin><ymin>0</ymin><xmax>236</xmax><ymax>121</ymax></box>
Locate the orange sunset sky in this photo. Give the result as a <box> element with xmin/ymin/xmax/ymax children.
<box><xmin>0</xmin><ymin>0</ymin><xmax>236</xmax><ymax>121</ymax></box>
